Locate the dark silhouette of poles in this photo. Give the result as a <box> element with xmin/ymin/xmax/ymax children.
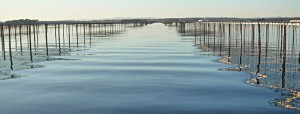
<box><xmin>29</xmin><ymin>25</ymin><xmax>33</xmax><ymax>62</ymax></box>
<box><xmin>76</xmin><ymin>24</ymin><xmax>79</xmax><ymax>48</ymax></box>
<box><xmin>256</xmin><ymin>23</ymin><xmax>261</xmax><ymax>75</ymax></box>
<box><xmin>19</xmin><ymin>25</ymin><xmax>23</xmax><ymax>52</ymax></box>
<box><xmin>1</xmin><ymin>25</ymin><xmax>6</xmax><ymax>60</ymax></box>
<box><xmin>45</xmin><ymin>24</ymin><xmax>49</xmax><ymax>56</ymax></box>
<box><xmin>68</xmin><ymin>24</ymin><xmax>71</xmax><ymax>48</ymax></box>
<box><xmin>8</xmin><ymin>25</ymin><xmax>13</xmax><ymax>70</ymax></box>
<box><xmin>14</xmin><ymin>25</ymin><xmax>17</xmax><ymax>51</ymax></box>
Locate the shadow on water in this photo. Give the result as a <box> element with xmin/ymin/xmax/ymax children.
<box><xmin>0</xmin><ymin>23</ymin><xmax>128</xmax><ymax>80</ymax></box>
<box><xmin>177</xmin><ymin>22</ymin><xmax>300</xmax><ymax>110</ymax></box>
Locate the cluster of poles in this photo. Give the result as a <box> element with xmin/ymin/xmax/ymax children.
<box><xmin>0</xmin><ymin>23</ymin><xmax>128</xmax><ymax>72</ymax></box>
<box><xmin>178</xmin><ymin>21</ymin><xmax>300</xmax><ymax>110</ymax></box>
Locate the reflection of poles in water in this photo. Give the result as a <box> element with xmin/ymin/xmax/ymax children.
<box><xmin>256</xmin><ymin>23</ymin><xmax>261</xmax><ymax>75</ymax></box>
<box><xmin>1</xmin><ymin>25</ymin><xmax>6</xmax><ymax>60</ymax></box>
<box><xmin>8</xmin><ymin>25</ymin><xmax>13</xmax><ymax>70</ymax></box>
<box><xmin>281</xmin><ymin>24</ymin><xmax>287</xmax><ymax>89</ymax></box>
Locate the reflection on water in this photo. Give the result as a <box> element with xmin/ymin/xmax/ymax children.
<box><xmin>177</xmin><ymin>22</ymin><xmax>300</xmax><ymax>110</ymax></box>
<box><xmin>0</xmin><ymin>23</ymin><xmax>127</xmax><ymax>80</ymax></box>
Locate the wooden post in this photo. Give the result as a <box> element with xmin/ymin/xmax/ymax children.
<box><xmin>29</xmin><ymin>25</ymin><xmax>33</xmax><ymax>62</ymax></box>
<box><xmin>1</xmin><ymin>25</ymin><xmax>6</xmax><ymax>60</ymax></box>
<box><xmin>55</xmin><ymin>24</ymin><xmax>57</xmax><ymax>48</ymax></box>
<box><xmin>213</xmin><ymin>23</ymin><xmax>216</xmax><ymax>51</ymax></box>
<box><xmin>19</xmin><ymin>25</ymin><xmax>23</xmax><ymax>52</ymax></box>
<box><xmin>14</xmin><ymin>25</ymin><xmax>17</xmax><ymax>51</ymax></box>
<box><xmin>36</xmin><ymin>25</ymin><xmax>39</xmax><ymax>49</ymax></box>
<box><xmin>58</xmin><ymin>24</ymin><xmax>61</xmax><ymax>49</ymax></box>
<box><xmin>45</xmin><ymin>24</ymin><xmax>49</xmax><ymax>56</ymax></box>
<box><xmin>89</xmin><ymin>24</ymin><xmax>92</xmax><ymax>46</ymax></box>
<box><xmin>76</xmin><ymin>24</ymin><xmax>79</xmax><ymax>47</ymax></box>
<box><xmin>83</xmin><ymin>24</ymin><xmax>86</xmax><ymax>46</ymax></box>
<box><xmin>68</xmin><ymin>24</ymin><xmax>71</xmax><ymax>48</ymax></box>
<box><xmin>239</xmin><ymin>23</ymin><xmax>243</xmax><ymax>65</ymax></box>
<box><xmin>256</xmin><ymin>23</ymin><xmax>261</xmax><ymax>74</ymax></box>
<box><xmin>228</xmin><ymin>23</ymin><xmax>231</xmax><ymax>62</ymax></box>
<box><xmin>8</xmin><ymin>25</ymin><xmax>13</xmax><ymax>70</ymax></box>
<box><xmin>33</xmin><ymin>24</ymin><xmax>36</xmax><ymax>51</ymax></box>
<box><xmin>281</xmin><ymin>24</ymin><xmax>287</xmax><ymax>88</ymax></box>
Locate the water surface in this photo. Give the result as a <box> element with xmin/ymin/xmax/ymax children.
<box><xmin>0</xmin><ymin>23</ymin><xmax>299</xmax><ymax>114</ymax></box>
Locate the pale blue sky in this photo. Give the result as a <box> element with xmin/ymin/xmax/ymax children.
<box><xmin>0</xmin><ymin>0</ymin><xmax>299</xmax><ymax>21</ymax></box>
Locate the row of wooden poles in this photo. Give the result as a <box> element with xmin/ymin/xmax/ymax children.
<box><xmin>0</xmin><ymin>23</ymin><xmax>126</xmax><ymax>71</ymax></box>
<box><xmin>178</xmin><ymin>22</ymin><xmax>300</xmax><ymax>110</ymax></box>
<box><xmin>0</xmin><ymin>23</ymin><xmax>126</xmax><ymax>59</ymax></box>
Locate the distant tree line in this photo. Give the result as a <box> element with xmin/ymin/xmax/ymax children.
<box><xmin>4</xmin><ymin>19</ymin><xmax>39</xmax><ymax>25</ymax></box>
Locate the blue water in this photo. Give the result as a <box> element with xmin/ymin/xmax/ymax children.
<box><xmin>0</xmin><ymin>24</ymin><xmax>299</xmax><ymax>114</ymax></box>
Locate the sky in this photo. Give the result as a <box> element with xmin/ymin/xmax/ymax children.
<box><xmin>0</xmin><ymin>0</ymin><xmax>299</xmax><ymax>21</ymax></box>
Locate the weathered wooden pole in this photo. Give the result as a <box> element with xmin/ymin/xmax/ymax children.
<box><xmin>203</xmin><ymin>23</ymin><xmax>206</xmax><ymax>45</ymax></box>
<box><xmin>76</xmin><ymin>24</ymin><xmax>79</xmax><ymax>47</ymax></box>
<box><xmin>281</xmin><ymin>24</ymin><xmax>287</xmax><ymax>88</ymax></box>
<box><xmin>45</xmin><ymin>24</ymin><xmax>49</xmax><ymax>56</ymax></box>
<box><xmin>36</xmin><ymin>25</ymin><xmax>39</xmax><ymax>49</ymax></box>
<box><xmin>19</xmin><ymin>25</ymin><xmax>23</xmax><ymax>52</ymax></box>
<box><xmin>89</xmin><ymin>24</ymin><xmax>92</xmax><ymax>46</ymax></box>
<box><xmin>256</xmin><ymin>23</ymin><xmax>261</xmax><ymax>74</ymax></box>
<box><xmin>251</xmin><ymin>24</ymin><xmax>255</xmax><ymax>50</ymax></box>
<box><xmin>1</xmin><ymin>25</ymin><xmax>6</xmax><ymax>60</ymax></box>
<box><xmin>14</xmin><ymin>25</ymin><xmax>17</xmax><ymax>51</ymax></box>
<box><xmin>265</xmin><ymin>24</ymin><xmax>269</xmax><ymax>57</ymax></box>
<box><xmin>239</xmin><ymin>23</ymin><xmax>243</xmax><ymax>65</ymax></box>
<box><xmin>58</xmin><ymin>24</ymin><xmax>61</xmax><ymax>49</ymax></box>
<box><xmin>33</xmin><ymin>24</ymin><xmax>36</xmax><ymax>51</ymax></box>
<box><xmin>63</xmin><ymin>24</ymin><xmax>65</xmax><ymax>47</ymax></box>
<box><xmin>29</xmin><ymin>25</ymin><xmax>33</xmax><ymax>62</ymax></box>
<box><xmin>207</xmin><ymin>23</ymin><xmax>210</xmax><ymax>48</ymax></box>
<box><xmin>58</xmin><ymin>24</ymin><xmax>61</xmax><ymax>55</ymax></box>
<box><xmin>104</xmin><ymin>24</ymin><xmax>107</xmax><ymax>35</ymax></box>
<box><xmin>8</xmin><ymin>25</ymin><xmax>13</xmax><ymax>70</ymax></box>
<box><xmin>213</xmin><ymin>23</ymin><xmax>216</xmax><ymax>51</ymax></box>
<box><xmin>55</xmin><ymin>24</ymin><xmax>57</xmax><ymax>48</ymax></box>
<box><xmin>194</xmin><ymin>23</ymin><xmax>197</xmax><ymax>45</ymax></box>
<box><xmin>68</xmin><ymin>24</ymin><xmax>71</xmax><ymax>48</ymax></box>
<box><xmin>228</xmin><ymin>23</ymin><xmax>231</xmax><ymax>62</ymax></box>
<box><xmin>83</xmin><ymin>24</ymin><xmax>86</xmax><ymax>46</ymax></box>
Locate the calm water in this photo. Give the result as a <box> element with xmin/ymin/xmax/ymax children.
<box><xmin>0</xmin><ymin>23</ymin><xmax>299</xmax><ymax>114</ymax></box>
